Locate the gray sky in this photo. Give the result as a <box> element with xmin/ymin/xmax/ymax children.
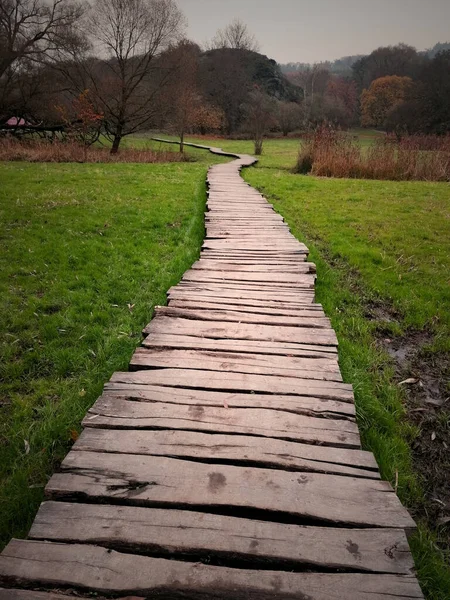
<box><xmin>181</xmin><ymin>0</ymin><xmax>450</xmax><ymax>63</ymax></box>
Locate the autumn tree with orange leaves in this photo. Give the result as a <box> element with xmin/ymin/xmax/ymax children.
<box><xmin>361</xmin><ymin>75</ymin><xmax>413</xmax><ymax>128</ymax></box>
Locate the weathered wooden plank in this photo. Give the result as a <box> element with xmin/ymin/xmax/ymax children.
<box><xmin>168</xmin><ymin>299</ymin><xmax>324</xmax><ymax>316</ymax></box>
<box><xmin>205</xmin><ymin>219</ymin><xmax>287</xmax><ymax>225</ymax></box>
<box><xmin>74</xmin><ymin>428</ymin><xmax>377</xmax><ymax>477</ymax></box>
<box><xmin>203</xmin><ymin>242</ymin><xmax>308</xmax><ymax>252</ymax></box>
<box><xmin>46</xmin><ymin>452</ymin><xmax>416</xmax><ymax>529</ymax></box>
<box><xmin>177</xmin><ymin>281</ymin><xmax>317</xmax><ymax>295</ymax></box>
<box><xmin>109</xmin><ymin>370</ymin><xmax>354</xmax><ymax>402</ymax></box>
<box><xmin>200</xmin><ymin>253</ymin><xmax>308</xmax><ymax>260</ymax></box>
<box><xmin>205</xmin><ymin>235</ymin><xmax>300</xmax><ymax>241</ymax></box>
<box><xmin>100</xmin><ymin>386</ymin><xmax>357</xmax><ymax>420</ymax></box>
<box><xmin>132</xmin><ymin>347</ymin><xmax>339</xmax><ymax>371</ymax></box>
<box><xmin>169</xmin><ymin>286</ymin><xmax>315</xmax><ymax>303</ymax></box>
<box><xmin>205</xmin><ymin>224</ymin><xmax>288</xmax><ymax>229</ymax></box>
<box><xmin>199</xmin><ymin>253</ymin><xmax>309</xmax><ymax>261</ymax></box>
<box><xmin>142</xmin><ymin>334</ymin><xmax>338</xmax><ymax>357</ymax></box>
<box><xmin>205</xmin><ymin>231</ymin><xmax>296</xmax><ymax>236</ymax></box>
<box><xmin>129</xmin><ymin>348</ymin><xmax>342</xmax><ymax>382</ymax></box>
<box><xmin>180</xmin><ymin>278</ymin><xmax>316</xmax><ymax>291</ymax></box>
<box><xmin>167</xmin><ymin>291</ymin><xmax>321</xmax><ymax>309</ymax></box>
<box><xmin>153</xmin><ymin>306</ymin><xmax>330</xmax><ymax>329</ymax></box>
<box><xmin>205</xmin><ymin>233</ymin><xmax>298</xmax><ymax>239</ymax></box>
<box><xmin>30</xmin><ymin>502</ymin><xmax>415</xmax><ymax>574</ymax></box>
<box><xmin>168</xmin><ymin>300</ymin><xmax>324</xmax><ymax>318</ymax></box>
<box><xmin>194</xmin><ymin>256</ymin><xmax>311</xmax><ymax>264</ymax></box>
<box><xmin>0</xmin><ymin>541</ymin><xmax>424</xmax><ymax>599</ymax></box>
<box><xmin>205</xmin><ymin>213</ymin><xmax>285</xmax><ymax>218</ymax></box>
<box><xmin>193</xmin><ymin>261</ymin><xmax>314</xmax><ymax>271</ymax></box>
<box><xmin>193</xmin><ymin>262</ymin><xmax>308</xmax><ymax>270</ymax></box>
<box><xmin>83</xmin><ymin>397</ymin><xmax>360</xmax><ymax>447</ymax></box>
<box><xmin>144</xmin><ymin>317</ymin><xmax>338</xmax><ymax>347</ymax></box>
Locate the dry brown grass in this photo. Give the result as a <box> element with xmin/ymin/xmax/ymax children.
<box><xmin>0</xmin><ymin>138</ymin><xmax>188</xmax><ymax>163</ymax></box>
<box><xmin>295</xmin><ymin>127</ymin><xmax>450</xmax><ymax>181</ymax></box>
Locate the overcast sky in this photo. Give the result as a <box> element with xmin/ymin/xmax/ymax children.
<box><xmin>181</xmin><ymin>0</ymin><xmax>450</xmax><ymax>63</ymax></box>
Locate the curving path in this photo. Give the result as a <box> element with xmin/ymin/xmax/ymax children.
<box><xmin>0</xmin><ymin>145</ymin><xmax>424</xmax><ymax>599</ymax></box>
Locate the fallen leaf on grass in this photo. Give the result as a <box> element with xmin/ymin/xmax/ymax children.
<box><xmin>431</xmin><ymin>432</ymin><xmax>436</xmax><ymax>441</ymax></box>
<box><xmin>70</xmin><ymin>430</ymin><xmax>79</xmax><ymax>442</ymax></box>
<box><xmin>127</xmin><ymin>303</ymin><xmax>135</xmax><ymax>313</ymax></box>
<box><xmin>24</xmin><ymin>440</ymin><xmax>30</xmax><ymax>454</ymax></box>
<box><xmin>399</xmin><ymin>378</ymin><xmax>420</xmax><ymax>385</ymax></box>
<box><xmin>79</xmin><ymin>389</ymin><xmax>86</xmax><ymax>397</ymax></box>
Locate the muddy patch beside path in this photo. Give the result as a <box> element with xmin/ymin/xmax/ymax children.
<box><xmin>379</xmin><ymin>328</ymin><xmax>450</xmax><ymax>550</ymax></box>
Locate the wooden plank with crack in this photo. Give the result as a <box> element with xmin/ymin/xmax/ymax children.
<box><xmin>153</xmin><ymin>306</ymin><xmax>331</xmax><ymax>329</ymax></box>
<box><xmin>45</xmin><ymin>452</ymin><xmax>416</xmax><ymax>529</ymax></box>
<box><xmin>167</xmin><ymin>299</ymin><xmax>325</xmax><ymax>317</ymax></box>
<box><xmin>73</xmin><ymin>428</ymin><xmax>376</xmax><ymax>478</ymax></box>
<box><xmin>129</xmin><ymin>348</ymin><xmax>342</xmax><ymax>381</ymax></box>
<box><xmin>82</xmin><ymin>397</ymin><xmax>360</xmax><ymax>447</ymax></box>
<box><xmin>167</xmin><ymin>297</ymin><xmax>324</xmax><ymax>312</ymax></box>
<box><xmin>168</xmin><ymin>286</ymin><xmax>315</xmax><ymax>303</ymax></box>
<box><xmin>99</xmin><ymin>387</ymin><xmax>357</xmax><ymax>420</ymax></box>
<box><xmin>143</xmin><ymin>317</ymin><xmax>338</xmax><ymax>346</ymax></box>
<box><xmin>108</xmin><ymin>370</ymin><xmax>354</xmax><ymax>402</ymax></box>
<box><xmin>175</xmin><ymin>281</ymin><xmax>317</xmax><ymax>295</ymax></box>
<box><xmin>29</xmin><ymin>502</ymin><xmax>415</xmax><ymax>574</ymax></box>
<box><xmin>0</xmin><ymin>540</ymin><xmax>425</xmax><ymax>599</ymax></box>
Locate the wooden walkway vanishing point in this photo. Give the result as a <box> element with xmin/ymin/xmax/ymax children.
<box><xmin>0</xmin><ymin>144</ymin><xmax>424</xmax><ymax>599</ymax></box>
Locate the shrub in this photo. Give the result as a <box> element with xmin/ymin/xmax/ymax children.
<box><xmin>294</xmin><ymin>126</ymin><xmax>450</xmax><ymax>181</ymax></box>
<box><xmin>0</xmin><ymin>138</ymin><xmax>190</xmax><ymax>163</ymax></box>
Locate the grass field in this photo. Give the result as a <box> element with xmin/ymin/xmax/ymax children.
<box><xmin>0</xmin><ymin>154</ymin><xmax>229</xmax><ymax>548</ymax></box>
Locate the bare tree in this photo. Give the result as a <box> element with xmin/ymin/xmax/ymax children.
<box><xmin>162</xmin><ymin>40</ymin><xmax>199</xmax><ymax>152</ymax></box>
<box><xmin>68</xmin><ymin>0</ymin><xmax>185</xmax><ymax>153</ymax></box>
<box><xmin>292</xmin><ymin>64</ymin><xmax>330</xmax><ymax>127</ymax></box>
<box><xmin>276</xmin><ymin>100</ymin><xmax>303</xmax><ymax>136</ymax></box>
<box><xmin>0</xmin><ymin>0</ymin><xmax>85</xmax><ymax>78</ymax></box>
<box><xmin>243</xmin><ymin>87</ymin><xmax>276</xmax><ymax>155</ymax></box>
<box><xmin>209</xmin><ymin>18</ymin><xmax>259</xmax><ymax>52</ymax></box>
<box><xmin>164</xmin><ymin>42</ymin><xmax>224</xmax><ymax>151</ymax></box>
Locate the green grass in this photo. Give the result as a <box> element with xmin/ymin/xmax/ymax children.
<box><xmin>0</xmin><ymin>156</ymin><xmax>228</xmax><ymax>548</ymax></box>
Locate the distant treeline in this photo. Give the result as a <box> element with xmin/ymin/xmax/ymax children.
<box><xmin>279</xmin><ymin>42</ymin><xmax>450</xmax><ymax>76</ymax></box>
<box><xmin>1</xmin><ymin>1</ymin><xmax>449</xmax><ymax>149</ymax></box>
<box><xmin>279</xmin><ymin>42</ymin><xmax>450</xmax><ymax>134</ymax></box>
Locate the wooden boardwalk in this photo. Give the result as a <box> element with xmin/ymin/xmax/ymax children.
<box><xmin>0</xmin><ymin>147</ymin><xmax>424</xmax><ymax>599</ymax></box>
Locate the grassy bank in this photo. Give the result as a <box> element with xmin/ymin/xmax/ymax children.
<box><xmin>0</xmin><ymin>155</ymin><xmax>227</xmax><ymax>548</ymax></box>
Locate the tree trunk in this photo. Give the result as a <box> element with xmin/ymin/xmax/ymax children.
<box><xmin>110</xmin><ymin>134</ymin><xmax>122</xmax><ymax>154</ymax></box>
<box><xmin>179</xmin><ymin>131</ymin><xmax>184</xmax><ymax>153</ymax></box>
